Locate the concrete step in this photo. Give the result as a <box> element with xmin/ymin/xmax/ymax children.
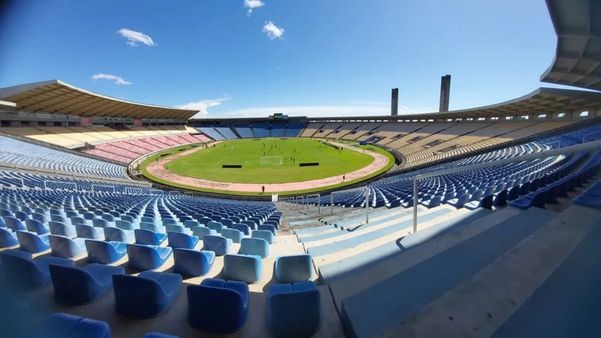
<box><xmin>339</xmin><ymin>207</ymin><xmax>557</xmax><ymax>338</ymax></box>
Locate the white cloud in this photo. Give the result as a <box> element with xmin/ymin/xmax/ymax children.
<box><xmin>117</xmin><ymin>28</ymin><xmax>156</xmax><ymax>47</ymax></box>
<box><xmin>178</xmin><ymin>95</ymin><xmax>232</xmax><ymax>118</ymax></box>
<box><xmin>244</xmin><ymin>0</ymin><xmax>265</xmax><ymax>16</ymax></box>
<box><xmin>209</xmin><ymin>104</ymin><xmax>432</xmax><ymax>118</ymax></box>
<box><xmin>91</xmin><ymin>73</ymin><xmax>132</xmax><ymax>85</ymax></box>
<box><xmin>262</xmin><ymin>21</ymin><xmax>284</xmax><ymax>40</ymax></box>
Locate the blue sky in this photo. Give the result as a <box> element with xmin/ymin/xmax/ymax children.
<box><xmin>0</xmin><ymin>0</ymin><xmax>560</xmax><ymax>118</ymax></box>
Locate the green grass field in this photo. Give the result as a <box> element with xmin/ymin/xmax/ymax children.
<box><xmin>164</xmin><ymin>138</ymin><xmax>373</xmax><ymax>183</ymax></box>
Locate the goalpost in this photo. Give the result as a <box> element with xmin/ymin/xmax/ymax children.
<box><xmin>260</xmin><ymin>155</ymin><xmax>283</xmax><ymax>167</ymax></box>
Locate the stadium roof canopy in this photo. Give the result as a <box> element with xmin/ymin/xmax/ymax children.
<box><xmin>541</xmin><ymin>0</ymin><xmax>601</xmax><ymax>91</ymax></box>
<box><xmin>299</xmin><ymin>87</ymin><xmax>601</xmax><ymax>122</ymax></box>
<box><xmin>0</xmin><ymin>80</ymin><xmax>198</xmax><ymax>120</ymax></box>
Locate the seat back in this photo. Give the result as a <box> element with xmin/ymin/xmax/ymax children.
<box><xmin>239</xmin><ymin>238</ymin><xmax>269</xmax><ymax>258</ymax></box>
<box><xmin>49</xmin><ymin>264</ymin><xmax>98</xmax><ymax>305</ymax></box>
<box><xmin>17</xmin><ymin>231</ymin><xmax>49</xmax><ymax>253</ymax></box>
<box><xmin>113</xmin><ymin>274</ymin><xmax>166</xmax><ymax>318</ymax></box>
<box><xmin>49</xmin><ymin>235</ymin><xmax>85</xmax><ymax>258</ymax></box>
<box><xmin>231</xmin><ymin>224</ymin><xmax>250</xmax><ymax>235</ymax></box>
<box><xmin>268</xmin><ymin>282</ymin><xmax>321</xmax><ymax>338</ymax></box>
<box><xmin>0</xmin><ymin>227</ymin><xmax>18</xmax><ymax>247</ymax></box>
<box><xmin>203</xmin><ymin>235</ymin><xmax>230</xmax><ymax>256</ymax></box>
<box><xmin>0</xmin><ymin>249</ymin><xmax>46</xmax><ymax>290</ymax></box>
<box><xmin>187</xmin><ymin>283</ymin><xmax>247</xmax><ymax>333</ymax></box>
<box><xmin>167</xmin><ymin>232</ymin><xmax>198</xmax><ymax>249</ymax></box>
<box><xmin>221</xmin><ymin>228</ymin><xmax>243</xmax><ymax>244</ymax></box>
<box><xmin>275</xmin><ymin>254</ymin><xmax>313</xmax><ymax>283</ymax></box>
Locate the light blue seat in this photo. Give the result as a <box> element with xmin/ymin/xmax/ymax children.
<box><xmin>75</xmin><ymin>224</ymin><xmax>104</xmax><ymax>240</ymax></box>
<box><xmin>173</xmin><ymin>248</ymin><xmax>215</xmax><ymax>277</ymax></box>
<box><xmin>251</xmin><ymin>229</ymin><xmax>274</xmax><ymax>244</ymax></box>
<box><xmin>32</xmin><ymin>312</ymin><xmax>111</xmax><ymax>338</ymax></box>
<box><xmin>184</xmin><ymin>220</ymin><xmax>201</xmax><ymax>228</ymax></box>
<box><xmin>267</xmin><ymin>281</ymin><xmax>322</xmax><ymax>337</ymax></box>
<box><xmin>187</xmin><ymin>278</ymin><xmax>249</xmax><ymax>333</ymax></box>
<box><xmin>232</xmin><ymin>224</ymin><xmax>251</xmax><ymax>236</ymax></box>
<box><xmin>85</xmin><ymin>240</ymin><xmax>127</xmax><ymax>264</ymax></box>
<box><xmin>49</xmin><ymin>234</ymin><xmax>87</xmax><ymax>258</ymax></box>
<box><xmin>191</xmin><ymin>226</ymin><xmax>216</xmax><ymax>239</ymax></box>
<box><xmin>70</xmin><ymin>216</ymin><xmax>87</xmax><ymax>225</ymax></box>
<box><xmin>140</xmin><ymin>222</ymin><xmax>166</xmax><ymax>233</ymax></box>
<box><xmin>113</xmin><ymin>271</ymin><xmax>182</xmax><ymax>318</ymax></box>
<box><xmin>274</xmin><ymin>254</ymin><xmax>313</xmax><ymax>283</ymax></box>
<box><xmin>127</xmin><ymin>244</ymin><xmax>172</xmax><ymax>271</ymax></box>
<box><xmin>25</xmin><ymin>219</ymin><xmax>49</xmax><ymax>235</ymax></box>
<box><xmin>92</xmin><ymin>219</ymin><xmax>110</xmax><ymax>227</ymax></box>
<box><xmin>17</xmin><ymin>230</ymin><xmax>50</xmax><ymax>253</ymax></box>
<box><xmin>221</xmin><ymin>228</ymin><xmax>244</xmax><ymax>244</ymax></box>
<box><xmin>49</xmin><ymin>221</ymin><xmax>77</xmax><ymax>238</ymax></box>
<box><xmin>5</xmin><ymin>216</ymin><xmax>26</xmax><ymax>232</ymax></box>
<box><xmin>207</xmin><ymin>221</ymin><xmax>224</xmax><ymax>233</ymax></box>
<box><xmin>223</xmin><ymin>254</ymin><xmax>262</xmax><ymax>284</ymax></box>
<box><xmin>0</xmin><ymin>227</ymin><xmax>18</xmax><ymax>247</ymax></box>
<box><xmin>258</xmin><ymin>224</ymin><xmax>276</xmax><ymax>235</ymax></box>
<box><xmin>116</xmin><ymin>219</ymin><xmax>135</xmax><ymax>230</ymax></box>
<box><xmin>238</xmin><ymin>238</ymin><xmax>269</xmax><ymax>258</ymax></box>
<box><xmin>135</xmin><ymin>229</ymin><xmax>167</xmax><ymax>245</ymax></box>
<box><xmin>104</xmin><ymin>226</ymin><xmax>134</xmax><ymax>243</ymax></box>
<box><xmin>0</xmin><ymin>249</ymin><xmax>74</xmax><ymax>291</ymax></box>
<box><xmin>167</xmin><ymin>232</ymin><xmax>199</xmax><ymax>249</ymax></box>
<box><xmin>202</xmin><ymin>235</ymin><xmax>232</xmax><ymax>256</ymax></box>
<box><xmin>31</xmin><ymin>213</ymin><xmax>47</xmax><ymax>223</ymax></box>
<box><xmin>166</xmin><ymin>224</ymin><xmax>192</xmax><ymax>235</ymax></box>
<box><xmin>14</xmin><ymin>210</ymin><xmax>30</xmax><ymax>222</ymax></box>
<box><xmin>49</xmin><ymin>263</ymin><xmax>125</xmax><ymax>305</ymax></box>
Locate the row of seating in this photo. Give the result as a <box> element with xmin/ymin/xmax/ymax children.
<box><xmin>0</xmin><ymin>135</ymin><xmax>127</xmax><ymax>179</ymax></box>
<box><xmin>1</xmin><ymin>249</ymin><xmax>320</xmax><ymax>336</ymax></box>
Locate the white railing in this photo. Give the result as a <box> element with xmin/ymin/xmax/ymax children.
<box><xmin>411</xmin><ymin>139</ymin><xmax>601</xmax><ymax>232</ymax></box>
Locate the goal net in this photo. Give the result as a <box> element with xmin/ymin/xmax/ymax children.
<box><xmin>260</xmin><ymin>155</ymin><xmax>283</xmax><ymax>166</ymax></box>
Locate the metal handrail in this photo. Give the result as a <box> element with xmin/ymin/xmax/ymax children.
<box><xmin>412</xmin><ymin>139</ymin><xmax>601</xmax><ymax>232</ymax></box>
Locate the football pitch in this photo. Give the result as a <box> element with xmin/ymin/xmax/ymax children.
<box><xmin>164</xmin><ymin>138</ymin><xmax>374</xmax><ymax>184</ymax></box>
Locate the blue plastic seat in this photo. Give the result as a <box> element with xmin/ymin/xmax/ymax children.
<box><xmin>191</xmin><ymin>226</ymin><xmax>216</xmax><ymax>239</ymax></box>
<box><xmin>187</xmin><ymin>278</ymin><xmax>249</xmax><ymax>333</ymax></box>
<box><xmin>202</xmin><ymin>235</ymin><xmax>232</xmax><ymax>256</ymax></box>
<box><xmin>223</xmin><ymin>254</ymin><xmax>262</xmax><ymax>283</ymax></box>
<box><xmin>267</xmin><ymin>281</ymin><xmax>322</xmax><ymax>337</ymax></box>
<box><xmin>258</xmin><ymin>224</ymin><xmax>276</xmax><ymax>235</ymax></box>
<box><xmin>33</xmin><ymin>313</ymin><xmax>111</xmax><ymax>338</ymax></box>
<box><xmin>173</xmin><ymin>248</ymin><xmax>215</xmax><ymax>277</ymax></box>
<box><xmin>49</xmin><ymin>221</ymin><xmax>77</xmax><ymax>238</ymax></box>
<box><xmin>5</xmin><ymin>216</ymin><xmax>26</xmax><ymax>232</ymax></box>
<box><xmin>85</xmin><ymin>240</ymin><xmax>127</xmax><ymax>264</ymax></box>
<box><xmin>135</xmin><ymin>229</ymin><xmax>167</xmax><ymax>245</ymax></box>
<box><xmin>115</xmin><ymin>219</ymin><xmax>135</xmax><ymax>230</ymax></box>
<box><xmin>231</xmin><ymin>223</ymin><xmax>250</xmax><ymax>235</ymax></box>
<box><xmin>113</xmin><ymin>271</ymin><xmax>182</xmax><ymax>318</ymax></box>
<box><xmin>49</xmin><ymin>234</ymin><xmax>87</xmax><ymax>258</ymax></box>
<box><xmin>17</xmin><ymin>230</ymin><xmax>50</xmax><ymax>253</ymax></box>
<box><xmin>92</xmin><ymin>219</ymin><xmax>110</xmax><ymax>228</ymax></box>
<box><xmin>0</xmin><ymin>227</ymin><xmax>18</xmax><ymax>247</ymax></box>
<box><xmin>25</xmin><ymin>219</ymin><xmax>50</xmax><ymax>235</ymax></box>
<box><xmin>221</xmin><ymin>228</ymin><xmax>244</xmax><ymax>243</ymax></box>
<box><xmin>140</xmin><ymin>222</ymin><xmax>166</xmax><ymax>233</ymax></box>
<box><xmin>49</xmin><ymin>263</ymin><xmax>125</xmax><ymax>305</ymax></box>
<box><xmin>103</xmin><ymin>226</ymin><xmax>134</xmax><ymax>243</ymax></box>
<box><xmin>251</xmin><ymin>229</ymin><xmax>275</xmax><ymax>244</ymax></box>
<box><xmin>167</xmin><ymin>232</ymin><xmax>199</xmax><ymax>249</ymax></box>
<box><xmin>126</xmin><ymin>244</ymin><xmax>172</xmax><ymax>271</ymax></box>
<box><xmin>184</xmin><ymin>220</ymin><xmax>201</xmax><ymax>228</ymax></box>
<box><xmin>239</xmin><ymin>238</ymin><xmax>269</xmax><ymax>258</ymax></box>
<box><xmin>75</xmin><ymin>224</ymin><xmax>104</xmax><ymax>240</ymax></box>
<box><xmin>0</xmin><ymin>249</ymin><xmax>74</xmax><ymax>291</ymax></box>
<box><xmin>207</xmin><ymin>221</ymin><xmax>224</xmax><ymax>233</ymax></box>
<box><xmin>274</xmin><ymin>254</ymin><xmax>313</xmax><ymax>283</ymax></box>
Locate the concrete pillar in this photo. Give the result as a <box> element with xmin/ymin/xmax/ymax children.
<box><xmin>439</xmin><ymin>75</ymin><xmax>451</xmax><ymax>112</ymax></box>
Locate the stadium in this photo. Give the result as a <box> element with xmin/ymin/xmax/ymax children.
<box><xmin>0</xmin><ymin>0</ymin><xmax>599</xmax><ymax>337</ymax></box>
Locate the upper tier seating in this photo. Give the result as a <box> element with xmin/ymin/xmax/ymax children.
<box><xmin>0</xmin><ymin>135</ymin><xmax>128</xmax><ymax>179</ymax></box>
<box><xmin>2</xmin><ymin>125</ymin><xmax>202</xmax><ymax>149</ymax></box>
